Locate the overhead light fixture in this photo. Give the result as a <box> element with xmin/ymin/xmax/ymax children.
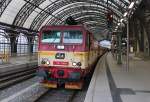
<box><xmin>118</xmin><ymin>23</ymin><xmax>121</xmax><ymax>26</ymax></box>
<box><xmin>123</xmin><ymin>12</ymin><xmax>128</xmax><ymax>17</ymax></box>
<box><xmin>128</xmin><ymin>2</ymin><xmax>135</xmax><ymax>9</ymax></box>
<box><xmin>120</xmin><ymin>19</ymin><xmax>124</xmax><ymax>22</ymax></box>
<box><xmin>135</xmin><ymin>0</ymin><xmax>141</xmax><ymax>5</ymax></box>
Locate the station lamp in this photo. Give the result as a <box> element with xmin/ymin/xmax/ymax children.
<box><xmin>114</xmin><ymin>0</ymin><xmax>137</xmax><ymax>32</ymax></box>
<box><xmin>120</xmin><ymin>19</ymin><xmax>124</xmax><ymax>23</ymax></box>
<box><xmin>128</xmin><ymin>2</ymin><xmax>135</xmax><ymax>9</ymax></box>
<box><xmin>123</xmin><ymin>12</ymin><xmax>128</xmax><ymax>17</ymax></box>
<box><xmin>118</xmin><ymin>23</ymin><xmax>121</xmax><ymax>26</ymax></box>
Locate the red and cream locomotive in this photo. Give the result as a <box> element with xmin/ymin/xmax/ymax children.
<box><xmin>38</xmin><ymin>25</ymin><xmax>104</xmax><ymax>89</ymax></box>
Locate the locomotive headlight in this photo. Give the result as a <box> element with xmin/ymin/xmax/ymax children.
<box><xmin>72</xmin><ymin>62</ymin><xmax>77</xmax><ymax>66</ymax></box>
<box><xmin>77</xmin><ymin>62</ymin><xmax>82</xmax><ymax>66</ymax></box>
<box><xmin>46</xmin><ymin>61</ymin><xmax>50</xmax><ymax>65</ymax></box>
<box><xmin>41</xmin><ymin>60</ymin><xmax>46</xmax><ymax>64</ymax></box>
<box><xmin>41</xmin><ymin>58</ymin><xmax>50</xmax><ymax>65</ymax></box>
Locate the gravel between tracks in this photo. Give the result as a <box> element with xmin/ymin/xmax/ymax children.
<box><xmin>0</xmin><ymin>77</ymin><xmax>48</xmax><ymax>102</ymax></box>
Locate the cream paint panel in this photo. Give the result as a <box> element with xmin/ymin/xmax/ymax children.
<box><xmin>38</xmin><ymin>51</ymin><xmax>89</xmax><ymax>69</ymax></box>
<box><xmin>0</xmin><ymin>0</ymin><xmax>26</xmax><ymax>24</ymax></box>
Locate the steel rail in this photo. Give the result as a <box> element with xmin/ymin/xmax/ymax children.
<box><xmin>0</xmin><ymin>67</ymin><xmax>37</xmax><ymax>89</ymax></box>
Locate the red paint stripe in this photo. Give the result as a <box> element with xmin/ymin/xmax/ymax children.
<box><xmin>53</xmin><ymin>61</ymin><xmax>69</xmax><ymax>65</ymax></box>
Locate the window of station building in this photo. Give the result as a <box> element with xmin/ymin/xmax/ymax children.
<box><xmin>0</xmin><ymin>30</ymin><xmax>10</xmax><ymax>55</ymax></box>
<box><xmin>16</xmin><ymin>33</ymin><xmax>28</xmax><ymax>56</ymax></box>
<box><xmin>33</xmin><ymin>36</ymin><xmax>38</xmax><ymax>53</ymax></box>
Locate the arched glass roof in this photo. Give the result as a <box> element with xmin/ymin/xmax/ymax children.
<box><xmin>0</xmin><ymin>0</ymin><xmax>132</xmax><ymax>35</ymax></box>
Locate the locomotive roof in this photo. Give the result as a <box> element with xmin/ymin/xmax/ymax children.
<box><xmin>40</xmin><ymin>25</ymin><xmax>89</xmax><ymax>31</ymax></box>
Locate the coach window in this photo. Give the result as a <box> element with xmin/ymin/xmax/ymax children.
<box><xmin>16</xmin><ymin>33</ymin><xmax>28</xmax><ymax>56</ymax></box>
<box><xmin>0</xmin><ymin>29</ymin><xmax>10</xmax><ymax>55</ymax></box>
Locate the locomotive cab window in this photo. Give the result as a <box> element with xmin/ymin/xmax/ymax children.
<box><xmin>63</xmin><ymin>30</ymin><xmax>83</xmax><ymax>44</ymax></box>
<box><xmin>41</xmin><ymin>30</ymin><xmax>61</xmax><ymax>43</ymax></box>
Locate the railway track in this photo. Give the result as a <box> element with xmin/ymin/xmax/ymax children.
<box><xmin>33</xmin><ymin>69</ymin><xmax>94</xmax><ymax>102</ymax></box>
<box><xmin>35</xmin><ymin>89</ymin><xmax>79</xmax><ymax>102</ymax></box>
<box><xmin>34</xmin><ymin>57</ymin><xmax>100</xmax><ymax>102</ymax></box>
<box><xmin>33</xmin><ymin>55</ymin><xmax>103</xmax><ymax>102</ymax></box>
<box><xmin>0</xmin><ymin>67</ymin><xmax>37</xmax><ymax>89</ymax></box>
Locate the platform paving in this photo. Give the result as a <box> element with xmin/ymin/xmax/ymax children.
<box><xmin>107</xmin><ymin>53</ymin><xmax>150</xmax><ymax>102</ymax></box>
<box><xmin>0</xmin><ymin>55</ymin><xmax>37</xmax><ymax>73</ymax></box>
<box><xmin>84</xmin><ymin>52</ymin><xmax>150</xmax><ymax>102</ymax></box>
<box><xmin>84</xmin><ymin>54</ymin><xmax>113</xmax><ymax>102</ymax></box>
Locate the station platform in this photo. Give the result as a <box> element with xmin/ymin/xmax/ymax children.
<box><xmin>84</xmin><ymin>53</ymin><xmax>150</xmax><ymax>102</ymax></box>
<box><xmin>0</xmin><ymin>55</ymin><xmax>38</xmax><ymax>74</ymax></box>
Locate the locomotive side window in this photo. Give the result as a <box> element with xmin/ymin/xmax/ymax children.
<box><xmin>63</xmin><ymin>30</ymin><xmax>83</xmax><ymax>44</ymax></box>
<box><xmin>86</xmin><ymin>32</ymin><xmax>90</xmax><ymax>50</ymax></box>
<box><xmin>41</xmin><ymin>30</ymin><xmax>61</xmax><ymax>43</ymax></box>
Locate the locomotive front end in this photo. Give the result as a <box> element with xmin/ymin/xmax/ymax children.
<box><xmin>37</xmin><ymin>26</ymin><xmax>88</xmax><ymax>89</ymax></box>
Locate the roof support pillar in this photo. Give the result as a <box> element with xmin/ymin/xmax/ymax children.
<box><xmin>10</xmin><ymin>36</ymin><xmax>17</xmax><ymax>56</ymax></box>
<box><xmin>117</xmin><ymin>31</ymin><xmax>122</xmax><ymax>64</ymax></box>
<box><xmin>27</xmin><ymin>36</ymin><xmax>33</xmax><ymax>53</ymax></box>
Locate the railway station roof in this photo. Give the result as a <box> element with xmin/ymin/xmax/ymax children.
<box><xmin>0</xmin><ymin>0</ymin><xmax>141</xmax><ymax>39</ymax></box>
